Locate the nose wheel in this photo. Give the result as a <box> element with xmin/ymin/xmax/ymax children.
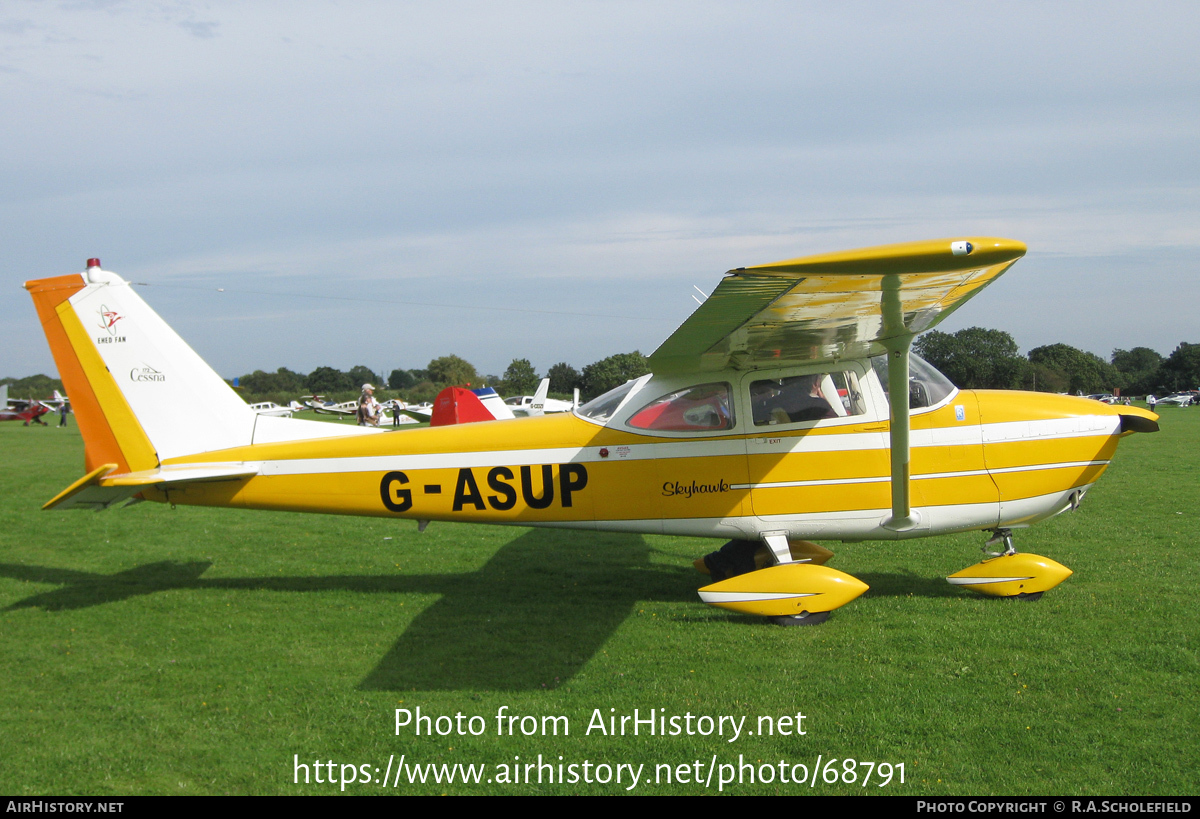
<box><xmin>770</xmin><ymin>611</ymin><xmax>831</xmax><ymax>627</ymax></box>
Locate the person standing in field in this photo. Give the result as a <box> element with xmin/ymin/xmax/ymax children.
<box><xmin>357</xmin><ymin>383</ymin><xmax>381</xmax><ymax>427</ymax></box>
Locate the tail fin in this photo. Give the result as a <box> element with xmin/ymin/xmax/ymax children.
<box><xmin>26</xmin><ymin>260</ymin><xmax>376</xmax><ymax>475</ymax></box>
<box><xmin>527</xmin><ymin>377</ymin><xmax>550</xmax><ymax>417</ymax></box>
<box><xmin>26</xmin><ymin>267</ymin><xmax>159</xmax><ymax>474</ymax></box>
<box><xmin>430</xmin><ymin>386</ymin><xmax>494</xmax><ymax>426</ymax></box>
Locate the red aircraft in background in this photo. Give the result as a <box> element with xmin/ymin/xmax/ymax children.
<box><xmin>1</xmin><ymin>384</ymin><xmax>56</xmax><ymax>425</ymax></box>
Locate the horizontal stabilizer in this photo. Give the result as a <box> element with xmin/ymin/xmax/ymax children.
<box><xmin>105</xmin><ymin>463</ymin><xmax>261</xmax><ymax>486</ymax></box>
<box><xmin>45</xmin><ymin>463</ymin><xmax>260</xmax><ymax>511</ymax></box>
<box><xmin>43</xmin><ymin>464</ymin><xmax>128</xmax><ymax>511</ymax></box>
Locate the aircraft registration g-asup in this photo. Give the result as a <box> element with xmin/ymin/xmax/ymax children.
<box><xmin>26</xmin><ymin>239</ymin><xmax>1159</xmax><ymax>625</ymax></box>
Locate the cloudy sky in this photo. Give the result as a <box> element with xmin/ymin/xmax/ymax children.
<box><xmin>4</xmin><ymin>2</ymin><xmax>1198</xmax><ymax>382</ymax></box>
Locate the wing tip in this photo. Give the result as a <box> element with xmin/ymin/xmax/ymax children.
<box><xmin>742</xmin><ymin>236</ymin><xmax>1026</xmax><ymax>275</ymax></box>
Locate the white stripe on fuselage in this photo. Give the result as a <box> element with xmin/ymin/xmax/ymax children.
<box><xmin>172</xmin><ymin>415</ymin><xmax>1119</xmax><ymax>479</ymax></box>
<box><xmin>737</xmin><ymin>459</ymin><xmax>1110</xmax><ymax>491</ymax></box>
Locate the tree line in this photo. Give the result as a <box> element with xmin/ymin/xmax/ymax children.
<box><xmin>914</xmin><ymin>328</ymin><xmax>1199</xmax><ymax>396</ymax></box>
<box><xmin>230</xmin><ymin>351</ymin><xmax>652</xmax><ymax>405</ymax></box>
<box><xmin>236</xmin><ymin>329</ymin><xmax>1196</xmax><ymax>407</ymax></box>
<box><xmin>1</xmin><ymin>374</ymin><xmax>64</xmax><ymax>396</ymax></box>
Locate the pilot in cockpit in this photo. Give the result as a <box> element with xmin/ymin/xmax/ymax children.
<box><xmin>752</xmin><ymin>374</ymin><xmax>838</xmax><ymax>425</ymax></box>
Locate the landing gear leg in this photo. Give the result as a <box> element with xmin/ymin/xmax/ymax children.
<box><xmin>984</xmin><ymin>527</ymin><xmax>1016</xmax><ymax>557</ymax></box>
<box><xmin>983</xmin><ymin>529</ymin><xmax>1041</xmax><ymax>599</ymax></box>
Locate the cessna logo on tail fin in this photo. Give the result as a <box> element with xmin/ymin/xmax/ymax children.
<box><xmin>130</xmin><ymin>365</ymin><xmax>165</xmax><ymax>382</ymax></box>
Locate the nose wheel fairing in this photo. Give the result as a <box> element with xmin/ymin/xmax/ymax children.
<box><xmin>948</xmin><ymin>529</ymin><xmax>1072</xmax><ymax>598</ymax></box>
<box><xmin>947</xmin><ymin>553</ymin><xmax>1073</xmax><ymax>597</ymax></box>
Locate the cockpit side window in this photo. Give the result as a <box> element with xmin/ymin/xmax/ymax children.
<box><xmin>750</xmin><ymin>370</ymin><xmax>866</xmax><ymax>427</ymax></box>
<box><xmin>627</xmin><ymin>382</ymin><xmax>734</xmax><ymax>432</ymax></box>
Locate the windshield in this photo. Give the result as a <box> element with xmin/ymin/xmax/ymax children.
<box><xmin>870</xmin><ymin>353</ymin><xmax>957</xmax><ymax>409</ymax></box>
<box><xmin>576</xmin><ymin>378</ymin><xmax>642</xmax><ymax>424</ymax></box>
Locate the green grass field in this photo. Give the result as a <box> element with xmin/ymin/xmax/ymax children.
<box><xmin>1</xmin><ymin>410</ymin><xmax>1196</xmax><ymax>795</ymax></box>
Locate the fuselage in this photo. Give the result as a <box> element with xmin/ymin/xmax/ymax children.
<box><xmin>147</xmin><ymin>360</ymin><xmax>1155</xmax><ymax>544</ymax></box>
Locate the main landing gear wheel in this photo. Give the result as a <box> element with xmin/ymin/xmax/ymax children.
<box><xmin>770</xmin><ymin>611</ymin><xmax>831</xmax><ymax>627</ymax></box>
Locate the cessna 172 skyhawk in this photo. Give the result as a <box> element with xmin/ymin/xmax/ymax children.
<box><xmin>25</xmin><ymin>241</ymin><xmax>1158</xmax><ymax>624</ymax></box>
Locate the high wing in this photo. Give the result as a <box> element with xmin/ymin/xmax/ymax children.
<box><xmin>649</xmin><ymin>237</ymin><xmax>1026</xmax><ymax>374</ymax></box>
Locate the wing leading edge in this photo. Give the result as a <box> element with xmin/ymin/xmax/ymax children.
<box><xmin>649</xmin><ymin>237</ymin><xmax>1027</xmax><ymax>374</ymax></box>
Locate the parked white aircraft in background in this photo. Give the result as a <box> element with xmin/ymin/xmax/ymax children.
<box><xmin>382</xmin><ymin>399</ymin><xmax>420</xmax><ymax>425</ymax></box>
<box><xmin>41</xmin><ymin>389</ymin><xmax>70</xmax><ymax>410</ymax></box>
<box><xmin>1154</xmin><ymin>393</ymin><xmax>1193</xmax><ymax>407</ymax></box>
<box><xmin>505</xmin><ymin>378</ymin><xmax>578</xmax><ymax>417</ymax></box>
<box><xmin>248</xmin><ymin>401</ymin><xmax>294</xmax><ymax>417</ymax></box>
<box><xmin>306</xmin><ymin>398</ymin><xmax>357</xmax><ymax>417</ymax></box>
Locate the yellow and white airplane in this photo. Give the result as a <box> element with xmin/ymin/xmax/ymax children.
<box><xmin>25</xmin><ymin>241</ymin><xmax>1159</xmax><ymax>625</ymax></box>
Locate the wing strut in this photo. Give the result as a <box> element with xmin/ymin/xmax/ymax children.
<box><xmin>880</xmin><ymin>274</ymin><xmax>920</xmax><ymax>532</ymax></box>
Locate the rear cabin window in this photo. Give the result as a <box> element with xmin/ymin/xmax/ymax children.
<box><xmin>751</xmin><ymin>371</ymin><xmax>866</xmax><ymax>427</ymax></box>
<box><xmin>627</xmin><ymin>383</ymin><xmax>734</xmax><ymax>432</ymax></box>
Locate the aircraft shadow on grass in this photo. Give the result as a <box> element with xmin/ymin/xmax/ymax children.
<box><xmin>0</xmin><ymin>531</ymin><xmax>974</xmax><ymax>690</ymax></box>
<box><xmin>0</xmin><ymin>530</ymin><xmax>680</xmax><ymax>690</ymax></box>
